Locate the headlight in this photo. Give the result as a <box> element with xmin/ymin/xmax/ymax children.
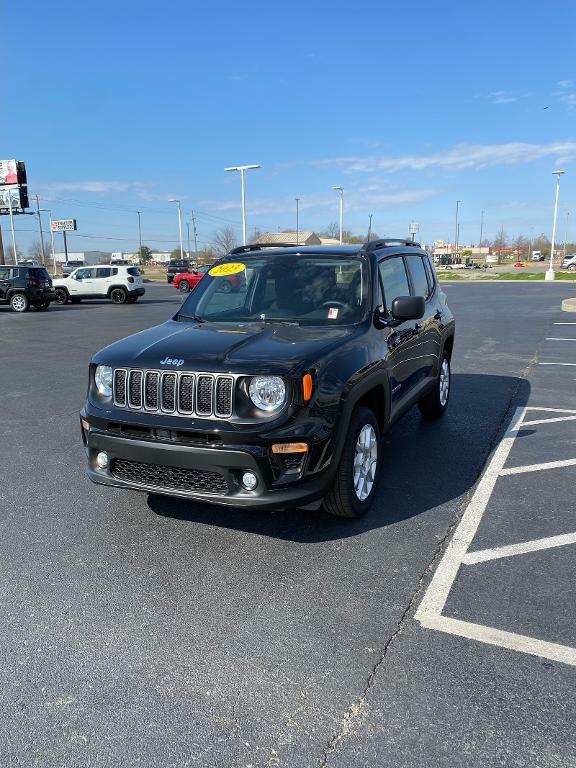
<box><xmin>249</xmin><ymin>375</ymin><xmax>286</xmax><ymax>412</ymax></box>
<box><xmin>95</xmin><ymin>365</ymin><xmax>113</xmax><ymax>397</ymax></box>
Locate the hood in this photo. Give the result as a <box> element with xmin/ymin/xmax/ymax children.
<box><xmin>93</xmin><ymin>319</ymin><xmax>360</xmax><ymax>375</ymax></box>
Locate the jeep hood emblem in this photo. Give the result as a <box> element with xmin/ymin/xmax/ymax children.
<box><xmin>160</xmin><ymin>357</ymin><xmax>184</xmax><ymax>366</ymax></box>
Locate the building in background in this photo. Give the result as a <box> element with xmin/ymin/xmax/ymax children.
<box><xmin>258</xmin><ymin>231</ymin><xmax>322</xmax><ymax>246</ymax></box>
<box><xmin>54</xmin><ymin>251</ymin><xmax>111</xmax><ymax>265</ymax></box>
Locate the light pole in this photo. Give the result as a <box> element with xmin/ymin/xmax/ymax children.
<box><xmin>333</xmin><ymin>186</ymin><xmax>344</xmax><ymax>244</ymax></box>
<box><xmin>409</xmin><ymin>221</ymin><xmax>419</xmax><ymax>242</ymax></box>
<box><xmin>454</xmin><ymin>200</ymin><xmax>461</xmax><ymax>263</ymax></box>
<box><xmin>368</xmin><ymin>213</ymin><xmax>373</xmax><ymax>241</ymax></box>
<box><xmin>136</xmin><ymin>210</ymin><xmax>143</xmax><ymax>260</ymax></box>
<box><xmin>546</xmin><ymin>171</ymin><xmax>565</xmax><ymax>281</ymax></box>
<box><xmin>225</xmin><ymin>164</ymin><xmax>260</xmax><ymax>245</ymax></box>
<box><xmin>295</xmin><ymin>197</ymin><xmax>300</xmax><ymax>244</ymax></box>
<box><xmin>7</xmin><ymin>188</ymin><xmax>18</xmax><ymax>264</ymax></box>
<box><xmin>564</xmin><ymin>210</ymin><xmax>570</xmax><ymax>259</ymax></box>
<box><xmin>186</xmin><ymin>221</ymin><xmax>192</xmax><ymax>261</ymax></box>
<box><xmin>168</xmin><ymin>199</ymin><xmax>184</xmax><ymax>260</ymax></box>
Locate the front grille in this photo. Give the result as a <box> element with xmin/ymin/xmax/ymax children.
<box><xmin>111</xmin><ymin>458</ymin><xmax>227</xmax><ymax>495</ymax></box>
<box><xmin>113</xmin><ymin>368</ymin><xmax>235</xmax><ymax>420</ymax></box>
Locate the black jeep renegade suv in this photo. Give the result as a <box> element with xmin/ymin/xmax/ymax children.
<box><xmin>81</xmin><ymin>240</ymin><xmax>455</xmax><ymax>517</ymax></box>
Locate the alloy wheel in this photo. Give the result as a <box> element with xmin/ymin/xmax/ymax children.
<box><xmin>353</xmin><ymin>424</ymin><xmax>378</xmax><ymax>501</ymax></box>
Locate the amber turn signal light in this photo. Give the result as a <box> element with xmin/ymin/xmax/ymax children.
<box><xmin>302</xmin><ymin>373</ymin><xmax>313</xmax><ymax>402</ymax></box>
<box><xmin>81</xmin><ymin>419</ymin><xmax>90</xmax><ymax>432</ymax></box>
<box><xmin>271</xmin><ymin>443</ymin><xmax>308</xmax><ymax>454</ymax></box>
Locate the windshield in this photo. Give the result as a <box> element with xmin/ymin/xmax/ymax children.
<box><xmin>178</xmin><ymin>254</ymin><xmax>369</xmax><ymax>326</ymax></box>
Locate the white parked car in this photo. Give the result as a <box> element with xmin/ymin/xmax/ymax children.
<box><xmin>562</xmin><ymin>254</ymin><xmax>576</xmax><ymax>271</ymax></box>
<box><xmin>53</xmin><ymin>265</ymin><xmax>145</xmax><ymax>305</ymax></box>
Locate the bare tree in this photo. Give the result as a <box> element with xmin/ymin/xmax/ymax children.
<box><xmin>320</xmin><ymin>222</ymin><xmax>340</xmax><ymax>239</ymax></box>
<box><xmin>4</xmin><ymin>244</ymin><xmax>24</xmax><ymax>264</ymax></box>
<box><xmin>28</xmin><ymin>239</ymin><xmax>47</xmax><ymax>264</ymax></box>
<box><xmin>212</xmin><ymin>226</ymin><xmax>238</xmax><ymax>257</ymax></box>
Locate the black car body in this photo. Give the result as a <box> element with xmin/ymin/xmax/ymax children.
<box><xmin>166</xmin><ymin>260</ymin><xmax>191</xmax><ymax>283</ymax></box>
<box><xmin>81</xmin><ymin>241</ymin><xmax>455</xmax><ymax>516</ymax></box>
<box><xmin>0</xmin><ymin>264</ymin><xmax>55</xmax><ymax>312</ymax></box>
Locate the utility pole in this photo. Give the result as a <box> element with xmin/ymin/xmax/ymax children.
<box><xmin>35</xmin><ymin>195</ymin><xmax>47</xmax><ymax>264</ymax></box>
<box><xmin>367</xmin><ymin>213</ymin><xmax>373</xmax><ymax>241</ymax></box>
<box><xmin>454</xmin><ymin>200</ymin><xmax>461</xmax><ymax>263</ymax></box>
<box><xmin>0</xmin><ymin>220</ymin><xmax>5</xmax><ymax>266</ymax></box>
<box><xmin>564</xmin><ymin>210</ymin><xmax>570</xmax><ymax>258</ymax></box>
<box><xmin>295</xmin><ymin>197</ymin><xmax>300</xmax><ymax>245</ymax></box>
<box><xmin>186</xmin><ymin>221</ymin><xmax>192</xmax><ymax>260</ymax></box>
<box><xmin>137</xmin><ymin>210</ymin><xmax>143</xmax><ymax>260</ymax></box>
<box><xmin>191</xmin><ymin>210</ymin><xmax>198</xmax><ymax>255</ymax></box>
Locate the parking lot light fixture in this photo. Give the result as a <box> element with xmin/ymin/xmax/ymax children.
<box><xmin>224</xmin><ymin>165</ymin><xmax>260</xmax><ymax>245</ymax></box>
<box><xmin>333</xmin><ymin>187</ymin><xmax>344</xmax><ymax>244</ymax></box>
<box><xmin>546</xmin><ymin>171</ymin><xmax>565</xmax><ymax>281</ymax></box>
<box><xmin>168</xmin><ymin>199</ymin><xmax>184</xmax><ymax>260</ymax></box>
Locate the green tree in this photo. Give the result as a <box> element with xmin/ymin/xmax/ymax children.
<box><xmin>170</xmin><ymin>247</ymin><xmax>187</xmax><ymax>260</ymax></box>
<box><xmin>138</xmin><ymin>245</ymin><xmax>153</xmax><ymax>263</ymax></box>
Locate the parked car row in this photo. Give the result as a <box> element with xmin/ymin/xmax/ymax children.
<box><xmin>0</xmin><ymin>264</ymin><xmax>145</xmax><ymax>312</ymax></box>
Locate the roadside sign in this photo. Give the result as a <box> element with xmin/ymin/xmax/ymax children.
<box><xmin>51</xmin><ymin>219</ymin><xmax>77</xmax><ymax>232</ymax></box>
<box><xmin>0</xmin><ymin>185</ymin><xmax>23</xmax><ymax>212</ymax></box>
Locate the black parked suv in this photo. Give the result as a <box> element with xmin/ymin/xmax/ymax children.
<box><xmin>81</xmin><ymin>240</ymin><xmax>455</xmax><ymax>517</ymax></box>
<box><xmin>0</xmin><ymin>264</ymin><xmax>55</xmax><ymax>312</ymax></box>
<box><xmin>166</xmin><ymin>259</ymin><xmax>191</xmax><ymax>283</ymax></box>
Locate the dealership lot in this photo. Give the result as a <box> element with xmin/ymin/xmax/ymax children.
<box><xmin>1</xmin><ymin>283</ymin><xmax>575</xmax><ymax>767</ymax></box>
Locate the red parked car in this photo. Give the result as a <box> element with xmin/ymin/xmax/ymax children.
<box><xmin>173</xmin><ymin>265</ymin><xmax>243</xmax><ymax>293</ymax></box>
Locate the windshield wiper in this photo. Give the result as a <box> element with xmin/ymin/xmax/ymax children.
<box><xmin>258</xmin><ymin>317</ymin><xmax>300</xmax><ymax>326</ymax></box>
<box><xmin>179</xmin><ymin>314</ymin><xmax>206</xmax><ymax>324</ymax></box>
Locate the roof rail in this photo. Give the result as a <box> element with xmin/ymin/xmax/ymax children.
<box><xmin>228</xmin><ymin>242</ymin><xmax>297</xmax><ymax>255</ymax></box>
<box><xmin>363</xmin><ymin>238</ymin><xmax>421</xmax><ymax>252</ymax></box>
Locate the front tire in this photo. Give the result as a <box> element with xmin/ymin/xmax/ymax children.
<box><xmin>568</xmin><ymin>264</ymin><xmax>576</xmax><ymax>272</ymax></box>
<box><xmin>54</xmin><ymin>288</ymin><xmax>68</xmax><ymax>305</ymax></box>
<box><xmin>10</xmin><ymin>292</ymin><xmax>29</xmax><ymax>313</ymax></box>
<box><xmin>110</xmin><ymin>288</ymin><xmax>127</xmax><ymax>304</ymax></box>
<box><xmin>418</xmin><ymin>351</ymin><xmax>451</xmax><ymax>419</ymax></box>
<box><xmin>178</xmin><ymin>280</ymin><xmax>191</xmax><ymax>293</ymax></box>
<box><xmin>323</xmin><ymin>406</ymin><xmax>380</xmax><ymax>518</ymax></box>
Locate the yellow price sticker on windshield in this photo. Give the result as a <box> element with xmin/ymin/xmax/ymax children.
<box><xmin>208</xmin><ymin>262</ymin><xmax>246</xmax><ymax>277</ymax></box>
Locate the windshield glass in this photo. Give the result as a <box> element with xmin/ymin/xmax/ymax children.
<box><xmin>178</xmin><ymin>254</ymin><xmax>368</xmax><ymax>325</ymax></box>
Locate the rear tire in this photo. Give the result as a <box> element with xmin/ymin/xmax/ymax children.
<box><xmin>323</xmin><ymin>406</ymin><xmax>380</xmax><ymax>518</ymax></box>
<box><xmin>54</xmin><ymin>288</ymin><xmax>69</xmax><ymax>305</ymax></box>
<box><xmin>178</xmin><ymin>280</ymin><xmax>191</xmax><ymax>293</ymax></box>
<box><xmin>34</xmin><ymin>301</ymin><xmax>51</xmax><ymax>311</ymax></box>
<box><xmin>418</xmin><ymin>351</ymin><xmax>451</xmax><ymax>419</ymax></box>
<box><xmin>110</xmin><ymin>288</ymin><xmax>127</xmax><ymax>304</ymax></box>
<box><xmin>10</xmin><ymin>292</ymin><xmax>29</xmax><ymax>313</ymax></box>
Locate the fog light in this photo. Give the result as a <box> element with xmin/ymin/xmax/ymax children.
<box><xmin>241</xmin><ymin>471</ymin><xmax>258</xmax><ymax>490</ymax></box>
<box><xmin>96</xmin><ymin>451</ymin><xmax>109</xmax><ymax>469</ymax></box>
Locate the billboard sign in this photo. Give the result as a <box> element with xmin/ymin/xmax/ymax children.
<box><xmin>51</xmin><ymin>219</ymin><xmax>77</xmax><ymax>232</ymax></box>
<box><xmin>0</xmin><ymin>159</ymin><xmax>18</xmax><ymax>186</ymax></box>
<box><xmin>0</xmin><ymin>185</ymin><xmax>23</xmax><ymax>212</ymax></box>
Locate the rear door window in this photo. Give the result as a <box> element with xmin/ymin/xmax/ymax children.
<box><xmin>405</xmin><ymin>255</ymin><xmax>430</xmax><ymax>299</ymax></box>
<box><xmin>29</xmin><ymin>268</ymin><xmax>50</xmax><ymax>280</ymax></box>
<box><xmin>96</xmin><ymin>268</ymin><xmax>112</xmax><ymax>279</ymax></box>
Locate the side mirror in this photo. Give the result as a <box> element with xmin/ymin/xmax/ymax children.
<box><xmin>391</xmin><ymin>295</ymin><xmax>425</xmax><ymax>321</ymax></box>
<box><xmin>375</xmin><ymin>296</ymin><xmax>425</xmax><ymax>328</ymax></box>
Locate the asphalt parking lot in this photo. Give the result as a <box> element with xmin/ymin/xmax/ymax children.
<box><xmin>1</xmin><ymin>282</ymin><xmax>575</xmax><ymax>767</ymax></box>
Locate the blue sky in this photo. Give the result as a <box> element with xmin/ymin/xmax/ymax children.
<box><xmin>3</xmin><ymin>0</ymin><xmax>576</xmax><ymax>254</ymax></box>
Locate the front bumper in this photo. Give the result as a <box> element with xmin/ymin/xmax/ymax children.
<box><xmin>81</xmin><ymin>409</ymin><xmax>337</xmax><ymax>511</ymax></box>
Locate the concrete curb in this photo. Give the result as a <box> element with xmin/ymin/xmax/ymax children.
<box><xmin>561</xmin><ymin>297</ymin><xmax>576</xmax><ymax>312</ymax></box>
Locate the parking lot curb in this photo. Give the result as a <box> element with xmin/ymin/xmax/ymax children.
<box><xmin>561</xmin><ymin>297</ymin><xmax>576</xmax><ymax>312</ymax></box>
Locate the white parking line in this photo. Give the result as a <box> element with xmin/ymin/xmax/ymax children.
<box><xmin>546</xmin><ymin>337</ymin><xmax>576</xmax><ymax>341</ymax></box>
<box><xmin>415</xmin><ymin>405</ymin><xmax>576</xmax><ymax>667</ymax></box>
<box><xmin>462</xmin><ymin>532</ymin><xmax>576</xmax><ymax>565</ymax></box>
<box><xmin>554</xmin><ymin>322</ymin><xmax>576</xmax><ymax>324</ymax></box>
<box><xmin>522</xmin><ymin>416</ymin><xmax>576</xmax><ymax>426</ymax></box>
<box><xmin>500</xmin><ymin>457</ymin><xmax>576</xmax><ymax>475</ymax></box>
<box><xmin>538</xmin><ymin>362</ymin><xmax>576</xmax><ymax>366</ymax></box>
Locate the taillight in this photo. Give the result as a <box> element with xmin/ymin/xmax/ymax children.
<box><xmin>28</xmin><ymin>278</ymin><xmax>40</xmax><ymax>288</ymax></box>
<box><xmin>127</xmin><ymin>276</ymin><xmax>134</xmax><ymax>283</ymax></box>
